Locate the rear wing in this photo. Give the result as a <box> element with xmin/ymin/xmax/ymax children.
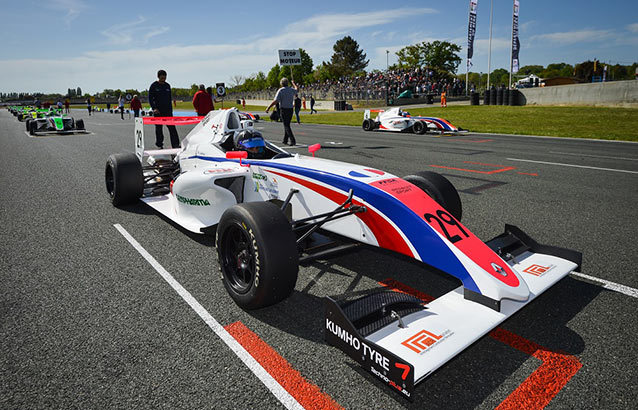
<box><xmin>134</xmin><ymin>116</ymin><xmax>203</xmax><ymax>161</ymax></box>
<box><xmin>363</xmin><ymin>109</ymin><xmax>385</xmax><ymax>120</ymax></box>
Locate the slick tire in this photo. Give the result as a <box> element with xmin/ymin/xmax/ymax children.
<box><xmin>25</xmin><ymin>119</ymin><xmax>31</xmax><ymax>131</ymax></box>
<box><xmin>75</xmin><ymin>119</ymin><xmax>85</xmax><ymax>130</ymax></box>
<box><xmin>217</xmin><ymin>202</ymin><xmax>299</xmax><ymax>310</ymax></box>
<box><xmin>362</xmin><ymin>119</ymin><xmax>374</xmax><ymax>131</ymax></box>
<box><xmin>403</xmin><ymin>171</ymin><xmax>462</xmax><ymax>221</ymax></box>
<box><xmin>413</xmin><ymin>121</ymin><xmax>427</xmax><ymax>135</ymax></box>
<box><xmin>28</xmin><ymin>120</ymin><xmax>37</xmax><ymax>135</ymax></box>
<box><xmin>17</xmin><ymin>114</ymin><xmax>23</xmax><ymax>121</ymax></box>
<box><xmin>105</xmin><ymin>153</ymin><xmax>143</xmax><ymax>206</ymax></box>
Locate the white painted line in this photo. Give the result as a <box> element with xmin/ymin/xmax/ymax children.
<box><xmin>507</xmin><ymin>158</ymin><xmax>638</xmax><ymax>174</ymax></box>
<box><xmin>549</xmin><ymin>151</ymin><xmax>638</xmax><ymax>161</ymax></box>
<box><xmin>113</xmin><ymin>224</ymin><xmax>304</xmax><ymax>410</ymax></box>
<box><xmin>570</xmin><ymin>272</ymin><xmax>638</xmax><ymax>299</ymax></box>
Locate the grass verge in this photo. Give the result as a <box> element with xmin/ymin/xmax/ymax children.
<box><xmin>272</xmin><ymin>106</ymin><xmax>638</xmax><ymax>141</ymax></box>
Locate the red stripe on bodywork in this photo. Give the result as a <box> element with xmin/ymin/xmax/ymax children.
<box><xmin>379</xmin><ymin>279</ymin><xmax>582</xmax><ymax>409</ymax></box>
<box><xmin>266</xmin><ymin>169</ymin><xmax>414</xmax><ymax>257</ymax></box>
<box><xmin>372</xmin><ymin>178</ymin><xmax>519</xmax><ymax>288</ymax></box>
<box><xmin>143</xmin><ymin>116</ymin><xmax>204</xmax><ymax>125</ymax></box>
<box><xmin>225</xmin><ymin>322</ymin><xmax>342</xmax><ymax>410</ymax></box>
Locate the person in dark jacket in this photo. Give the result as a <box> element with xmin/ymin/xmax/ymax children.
<box><xmin>294</xmin><ymin>94</ymin><xmax>301</xmax><ymax>124</ymax></box>
<box><xmin>192</xmin><ymin>84</ymin><xmax>214</xmax><ymax>116</ymax></box>
<box><xmin>149</xmin><ymin>69</ymin><xmax>179</xmax><ymax>148</ymax></box>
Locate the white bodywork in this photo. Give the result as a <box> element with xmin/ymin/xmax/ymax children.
<box><xmin>364</xmin><ymin>107</ymin><xmax>465</xmax><ymax>133</ymax></box>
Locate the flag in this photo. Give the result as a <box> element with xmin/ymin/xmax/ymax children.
<box><xmin>467</xmin><ymin>0</ymin><xmax>478</xmax><ymax>69</ymax></box>
<box><xmin>511</xmin><ymin>0</ymin><xmax>520</xmax><ymax>73</ymax></box>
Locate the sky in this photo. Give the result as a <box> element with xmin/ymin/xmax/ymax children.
<box><xmin>0</xmin><ymin>0</ymin><xmax>636</xmax><ymax>94</ymax></box>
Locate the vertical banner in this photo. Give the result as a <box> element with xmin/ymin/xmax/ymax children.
<box><xmin>467</xmin><ymin>0</ymin><xmax>478</xmax><ymax>70</ymax></box>
<box><xmin>511</xmin><ymin>0</ymin><xmax>520</xmax><ymax>73</ymax></box>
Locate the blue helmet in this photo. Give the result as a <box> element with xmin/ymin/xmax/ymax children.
<box><xmin>234</xmin><ymin>129</ymin><xmax>265</xmax><ymax>156</ymax></box>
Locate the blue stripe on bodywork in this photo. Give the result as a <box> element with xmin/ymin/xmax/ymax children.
<box><xmin>413</xmin><ymin>117</ymin><xmax>454</xmax><ymax>131</ymax></box>
<box><xmin>193</xmin><ymin>155</ymin><xmax>480</xmax><ymax>293</ymax></box>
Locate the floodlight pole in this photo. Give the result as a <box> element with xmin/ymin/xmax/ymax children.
<box><xmin>487</xmin><ymin>0</ymin><xmax>494</xmax><ymax>90</ymax></box>
<box><xmin>386</xmin><ymin>50</ymin><xmax>389</xmax><ymax>71</ymax></box>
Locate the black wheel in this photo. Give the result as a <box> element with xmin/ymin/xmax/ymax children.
<box><xmin>28</xmin><ymin>120</ymin><xmax>37</xmax><ymax>135</ymax></box>
<box><xmin>76</xmin><ymin>119</ymin><xmax>85</xmax><ymax>130</ymax></box>
<box><xmin>403</xmin><ymin>171</ymin><xmax>462</xmax><ymax>221</ymax></box>
<box><xmin>105</xmin><ymin>153</ymin><xmax>143</xmax><ymax>206</ymax></box>
<box><xmin>413</xmin><ymin>121</ymin><xmax>427</xmax><ymax>135</ymax></box>
<box><xmin>17</xmin><ymin>113</ymin><xmax>23</xmax><ymax>121</ymax></box>
<box><xmin>362</xmin><ymin>119</ymin><xmax>374</xmax><ymax>131</ymax></box>
<box><xmin>216</xmin><ymin>202</ymin><xmax>299</xmax><ymax>309</ymax></box>
<box><xmin>254</xmin><ymin>114</ymin><xmax>260</xmax><ymax>121</ymax></box>
<box><xmin>25</xmin><ymin>119</ymin><xmax>31</xmax><ymax>131</ymax></box>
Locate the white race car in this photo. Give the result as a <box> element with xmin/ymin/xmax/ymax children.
<box><xmin>105</xmin><ymin>108</ymin><xmax>580</xmax><ymax>399</ymax></box>
<box><xmin>362</xmin><ymin>107</ymin><xmax>467</xmax><ymax>134</ymax></box>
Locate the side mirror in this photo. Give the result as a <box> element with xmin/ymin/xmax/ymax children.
<box><xmin>226</xmin><ymin>151</ymin><xmax>248</xmax><ymax>166</ymax></box>
<box><xmin>308</xmin><ymin>143</ymin><xmax>321</xmax><ymax>157</ymax></box>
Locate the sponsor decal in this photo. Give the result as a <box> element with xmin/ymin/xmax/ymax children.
<box><xmin>204</xmin><ymin>168</ymin><xmax>234</xmax><ymax>174</ymax></box>
<box><xmin>325</xmin><ymin>319</ymin><xmax>389</xmax><ymax>371</ymax></box>
<box><xmin>523</xmin><ymin>264</ymin><xmax>555</xmax><ymax>277</ymax></box>
<box><xmin>175</xmin><ymin>194</ymin><xmax>210</xmax><ymax>206</ymax></box>
<box><xmin>252</xmin><ymin>173</ymin><xmax>268</xmax><ymax>181</ymax></box>
<box><xmin>402</xmin><ymin>329</ymin><xmax>453</xmax><ymax>354</ymax></box>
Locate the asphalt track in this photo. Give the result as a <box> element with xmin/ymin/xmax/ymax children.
<box><xmin>1</xmin><ymin>109</ymin><xmax>637</xmax><ymax>409</ymax></box>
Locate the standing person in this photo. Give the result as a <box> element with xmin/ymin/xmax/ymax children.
<box><xmin>242</xmin><ymin>97</ymin><xmax>246</xmax><ymax>109</ymax></box>
<box><xmin>118</xmin><ymin>95</ymin><xmax>125</xmax><ymax>119</ymax></box>
<box><xmin>149</xmin><ymin>69</ymin><xmax>179</xmax><ymax>149</ymax></box>
<box><xmin>86</xmin><ymin>98</ymin><xmax>91</xmax><ymax>116</ymax></box>
<box><xmin>265</xmin><ymin>78</ymin><xmax>298</xmax><ymax>146</ymax></box>
<box><xmin>192</xmin><ymin>84</ymin><xmax>213</xmax><ymax>116</ymax></box>
<box><xmin>130</xmin><ymin>94</ymin><xmax>142</xmax><ymax>118</ymax></box>
<box><xmin>302</xmin><ymin>96</ymin><xmax>306</xmax><ymax>110</ymax></box>
<box><xmin>64</xmin><ymin>99</ymin><xmax>70</xmax><ymax>114</ymax></box>
<box><xmin>440</xmin><ymin>90</ymin><xmax>447</xmax><ymax>108</ymax></box>
<box><xmin>294</xmin><ymin>94</ymin><xmax>301</xmax><ymax>124</ymax></box>
<box><xmin>310</xmin><ymin>95</ymin><xmax>317</xmax><ymax>114</ymax></box>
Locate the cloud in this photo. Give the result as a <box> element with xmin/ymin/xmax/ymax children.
<box><xmin>627</xmin><ymin>23</ymin><xmax>638</xmax><ymax>33</ymax></box>
<box><xmin>0</xmin><ymin>7</ymin><xmax>438</xmax><ymax>93</ymax></box>
<box><xmin>49</xmin><ymin>0</ymin><xmax>86</xmax><ymax>27</ymax></box>
<box><xmin>531</xmin><ymin>29</ymin><xmax>614</xmax><ymax>45</ymax></box>
<box><xmin>101</xmin><ymin>16</ymin><xmax>169</xmax><ymax>45</ymax></box>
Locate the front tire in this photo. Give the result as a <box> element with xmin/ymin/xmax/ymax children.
<box><xmin>362</xmin><ymin>119</ymin><xmax>374</xmax><ymax>131</ymax></box>
<box><xmin>403</xmin><ymin>171</ymin><xmax>462</xmax><ymax>221</ymax></box>
<box><xmin>105</xmin><ymin>153</ymin><xmax>143</xmax><ymax>206</ymax></box>
<box><xmin>28</xmin><ymin>120</ymin><xmax>37</xmax><ymax>135</ymax></box>
<box><xmin>76</xmin><ymin>119</ymin><xmax>85</xmax><ymax>130</ymax></box>
<box><xmin>413</xmin><ymin>121</ymin><xmax>427</xmax><ymax>134</ymax></box>
<box><xmin>216</xmin><ymin>202</ymin><xmax>299</xmax><ymax>309</ymax></box>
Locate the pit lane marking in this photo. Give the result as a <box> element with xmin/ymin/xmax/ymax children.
<box><xmin>549</xmin><ymin>151</ymin><xmax>638</xmax><ymax>161</ymax></box>
<box><xmin>114</xmin><ymin>224</ymin><xmax>305</xmax><ymax>410</ymax></box>
<box><xmin>507</xmin><ymin>158</ymin><xmax>638</xmax><ymax>174</ymax></box>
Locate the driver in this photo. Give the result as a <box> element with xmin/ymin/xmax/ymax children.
<box><xmin>234</xmin><ymin>129</ymin><xmax>266</xmax><ymax>159</ymax></box>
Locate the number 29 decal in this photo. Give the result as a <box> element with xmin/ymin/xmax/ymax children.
<box><xmin>423</xmin><ymin>210</ymin><xmax>469</xmax><ymax>244</ymax></box>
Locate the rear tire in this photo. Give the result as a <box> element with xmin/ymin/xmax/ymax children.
<box><xmin>105</xmin><ymin>153</ymin><xmax>143</xmax><ymax>206</ymax></box>
<box><xmin>28</xmin><ymin>120</ymin><xmax>37</xmax><ymax>135</ymax></box>
<box><xmin>76</xmin><ymin>119</ymin><xmax>85</xmax><ymax>130</ymax></box>
<box><xmin>216</xmin><ymin>202</ymin><xmax>299</xmax><ymax>309</ymax></box>
<box><xmin>362</xmin><ymin>119</ymin><xmax>374</xmax><ymax>131</ymax></box>
<box><xmin>403</xmin><ymin>171</ymin><xmax>462</xmax><ymax>221</ymax></box>
<box><xmin>413</xmin><ymin>121</ymin><xmax>427</xmax><ymax>134</ymax></box>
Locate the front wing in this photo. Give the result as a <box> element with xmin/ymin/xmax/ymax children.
<box><xmin>325</xmin><ymin>225</ymin><xmax>581</xmax><ymax>400</ymax></box>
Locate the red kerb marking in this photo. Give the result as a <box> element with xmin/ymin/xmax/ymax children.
<box><xmin>379</xmin><ymin>279</ymin><xmax>582</xmax><ymax>409</ymax></box>
<box><xmin>429</xmin><ymin>161</ymin><xmax>516</xmax><ymax>175</ymax></box>
<box><xmin>225</xmin><ymin>321</ymin><xmax>342</xmax><ymax>410</ymax></box>
<box><xmin>517</xmin><ymin>172</ymin><xmax>539</xmax><ymax>176</ymax></box>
